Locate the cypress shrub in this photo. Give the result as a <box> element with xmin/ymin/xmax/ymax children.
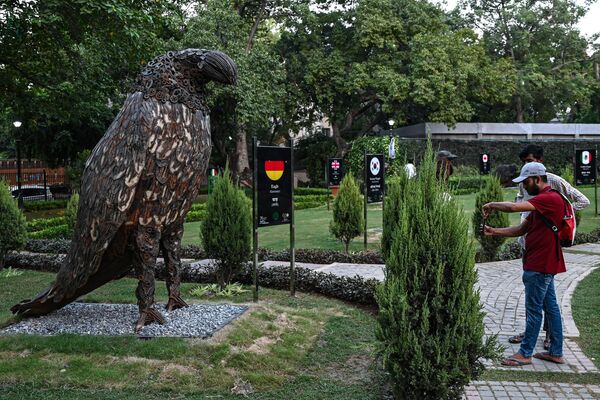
<box><xmin>473</xmin><ymin>176</ymin><xmax>509</xmax><ymax>262</ymax></box>
<box><xmin>65</xmin><ymin>193</ymin><xmax>80</xmax><ymax>231</ymax></box>
<box><xmin>201</xmin><ymin>168</ymin><xmax>251</xmax><ymax>288</ymax></box>
<box><xmin>329</xmin><ymin>173</ymin><xmax>364</xmax><ymax>254</ymax></box>
<box><xmin>376</xmin><ymin>144</ymin><xmax>498</xmax><ymax>400</ymax></box>
<box><xmin>381</xmin><ymin>174</ymin><xmax>408</xmax><ymax>260</ymax></box>
<box><xmin>0</xmin><ymin>180</ymin><xmax>27</xmax><ymax>269</ymax></box>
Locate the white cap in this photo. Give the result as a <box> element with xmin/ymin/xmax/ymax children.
<box><xmin>512</xmin><ymin>162</ymin><xmax>546</xmax><ymax>183</ymax></box>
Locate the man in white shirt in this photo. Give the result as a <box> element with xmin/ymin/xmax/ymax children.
<box><xmin>404</xmin><ymin>159</ymin><xmax>416</xmax><ymax>179</ymax></box>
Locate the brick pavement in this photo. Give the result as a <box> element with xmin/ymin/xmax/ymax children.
<box><xmin>464</xmin><ymin>381</ymin><xmax>600</xmax><ymax>399</ymax></box>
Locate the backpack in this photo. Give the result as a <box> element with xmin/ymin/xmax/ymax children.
<box><xmin>538</xmin><ymin>190</ymin><xmax>576</xmax><ymax>257</ymax></box>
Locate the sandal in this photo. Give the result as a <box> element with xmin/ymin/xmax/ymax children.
<box><xmin>533</xmin><ymin>352</ymin><xmax>565</xmax><ymax>364</ymax></box>
<box><xmin>508</xmin><ymin>333</ymin><xmax>525</xmax><ymax>344</ymax></box>
<box><xmin>501</xmin><ymin>356</ymin><xmax>532</xmax><ymax>367</ymax></box>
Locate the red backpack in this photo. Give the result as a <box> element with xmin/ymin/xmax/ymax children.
<box><xmin>538</xmin><ymin>190</ymin><xmax>576</xmax><ymax>257</ymax></box>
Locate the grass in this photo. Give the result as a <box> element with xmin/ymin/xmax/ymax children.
<box><xmin>0</xmin><ymin>270</ymin><xmax>384</xmax><ymax>399</ymax></box>
<box><xmin>182</xmin><ymin>186</ymin><xmax>600</xmax><ymax>250</ymax></box>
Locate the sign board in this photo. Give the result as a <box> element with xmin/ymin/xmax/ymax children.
<box><xmin>479</xmin><ymin>153</ymin><xmax>491</xmax><ymax>175</ymax></box>
<box><xmin>365</xmin><ymin>154</ymin><xmax>384</xmax><ymax>203</ymax></box>
<box><xmin>575</xmin><ymin>149</ymin><xmax>597</xmax><ymax>185</ymax></box>
<box><xmin>327</xmin><ymin>158</ymin><xmax>344</xmax><ymax>187</ymax></box>
<box><xmin>257</xmin><ymin>146</ymin><xmax>292</xmax><ymax>226</ymax></box>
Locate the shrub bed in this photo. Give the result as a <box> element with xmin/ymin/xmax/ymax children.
<box><xmin>27</xmin><ymin>217</ymin><xmax>67</xmax><ymax>232</ymax></box>
<box><xmin>23</xmin><ymin>200</ymin><xmax>68</xmax><ymax>211</ymax></box>
<box><xmin>28</xmin><ymin>224</ymin><xmax>71</xmax><ymax>239</ymax></box>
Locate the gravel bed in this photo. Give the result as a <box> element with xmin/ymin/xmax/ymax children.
<box><xmin>1</xmin><ymin>302</ymin><xmax>247</xmax><ymax>338</ymax></box>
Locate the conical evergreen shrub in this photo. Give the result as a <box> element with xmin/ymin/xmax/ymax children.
<box><xmin>0</xmin><ymin>180</ymin><xmax>27</xmax><ymax>269</ymax></box>
<box><xmin>376</xmin><ymin>144</ymin><xmax>498</xmax><ymax>400</ymax></box>
<box><xmin>65</xmin><ymin>193</ymin><xmax>80</xmax><ymax>231</ymax></box>
<box><xmin>329</xmin><ymin>173</ymin><xmax>364</xmax><ymax>254</ymax></box>
<box><xmin>473</xmin><ymin>176</ymin><xmax>509</xmax><ymax>261</ymax></box>
<box><xmin>382</xmin><ymin>174</ymin><xmax>408</xmax><ymax>260</ymax></box>
<box><xmin>201</xmin><ymin>167</ymin><xmax>251</xmax><ymax>288</ymax></box>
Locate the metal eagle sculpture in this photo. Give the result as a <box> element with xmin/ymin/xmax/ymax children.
<box><xmin>11</xmin><ymin>49</ymin><xmax>237</xmax><ymax>332</ymax></box>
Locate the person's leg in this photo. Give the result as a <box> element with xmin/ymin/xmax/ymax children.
<box><xmin>519</xmin><ymin>270</ymin><xmax>549</xmax><ymax>358</ymax></box>
<box><xmin>543</xmin><ymin>275</ymin><xmax>563</xmax><ymax>357</ymax></box>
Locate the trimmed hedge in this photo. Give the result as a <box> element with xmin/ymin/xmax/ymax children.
<box><xmin>28</xmin><ymin>224</ymin><xmax>71</xmax><ymax>239</ymax></box>
<box><xmin>23</xmin><ymin>200</ymin><xmax>68</xmax><ymax>211</ymax></box>
<box><xmin>27</xmin><ymin>217</ymin><xmax>67</xmax><ymax>232</ymax></box>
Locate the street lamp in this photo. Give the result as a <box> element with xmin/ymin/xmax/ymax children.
<box><xmin>13</xmin><ymin>121</ymin><xmax>23</xmax><ymax>209</ymax></box>
<box><xmin>388</xmin><ymin>119</ymin><xmax>395</xmax><ymax>129</ymax></box>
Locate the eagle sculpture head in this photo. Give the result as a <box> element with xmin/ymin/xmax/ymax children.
<box><xmin>132</xmin><ymin>48</ymin><xmax>238</xmax><ymax>112</ymax></box>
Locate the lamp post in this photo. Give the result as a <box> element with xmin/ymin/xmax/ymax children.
<box><xmin>388</xmin><ymin>119</ymin><xmax>395</xmax><ymax>130</ymax></box>
<box><xmin>13</xmin><ymin>121</ymin><xmax>23</xmax><ymax>209</ymax></box>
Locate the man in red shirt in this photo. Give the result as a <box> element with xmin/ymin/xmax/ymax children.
<box><xmin>483</xmin><ymin>162</ymin><xmax>566</xmax><ymax>367</ymax></box>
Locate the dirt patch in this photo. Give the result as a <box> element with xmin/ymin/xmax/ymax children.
<box><xmin>159</xmin><ymin>363</ymin><xmax>198</xmax><ymax>382</ymax></box>
<box><xmin>315</xmin><ymin>354</ymin><xmax>375</xmax><ymax>384</ymax></box>
<box><xmin>246</xmin><ymin>336</ymin><xmax>280</xmax><ymax>354</ymax></box>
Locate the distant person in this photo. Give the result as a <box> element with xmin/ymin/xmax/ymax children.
<box><xmin>404</xmin><ymin>159</ymin><xmax>416</xmax><ymax>179</ymax></box>
<box><xmin>436</xmin><ymin>150</ymin><xmax>457</xmax><ymax>182</ymax></box>
<box><xmin>509</xmin><ymin>145</ymin><xmax>589</xmax><ymax>349</ymax></box>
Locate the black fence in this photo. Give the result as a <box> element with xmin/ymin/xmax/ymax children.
<box><xmin>0</xmin><ymin>171</ymin><xmax>71</xmax><ymax>201</ymax></box>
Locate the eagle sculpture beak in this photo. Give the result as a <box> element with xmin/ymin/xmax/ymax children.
<box><xmin>201</xmin><ymin>50</ymin><xmax>238</xmax><ymax>85</ymax></box>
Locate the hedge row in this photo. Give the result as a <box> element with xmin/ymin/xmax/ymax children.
<box><xmin>5</xmin><ymin>252</ymin><xmax>379</xmax><ymax>305</ymax></box>
<box><xmin>23</xmin><ymin>200</ymin><xmax>68</xmax><ymax>211</ymax></box>
<box><xmin>27</xmin><ymin>217</ymin><xmax>67</xmax><ymax>232</ymax></box>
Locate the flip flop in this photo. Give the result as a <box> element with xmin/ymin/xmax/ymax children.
<box><xmin>508</xmin><ymin>333</ymin><xmax>524</xmax><ymax>344</ymax></box>
<box><xmin>501</xmin><ymin>357</ymin><xmax>532</xmax><ymax>367</ymax></box>
<box><xmin>533</xmin><ymin>352</ymin><xmax>565</xmax><ymax>364</ymax></box>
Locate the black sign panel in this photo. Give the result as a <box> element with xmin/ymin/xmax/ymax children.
<box><xmin>575</xmin><ymin>149</ymin><xmax>597</xmax><ymax>185</ymax></box>
<box><xmin>327</xmin><ymin>158</ymin><xmax>344</xmax><ymax>187</ymax></box>
<box><xmin>365</xmin><ymin>154</ymin><xmax>384</xmax><ymax>203</ymax></box>
<box><xmin>479</xmin><ymin>153</ymin><xmax>491</xmax><ymax>175</ymax></box>
<box><xmin>257</xmin><ymin>146</ymin><xmax>292</xmax><ymax>226</ymax></box>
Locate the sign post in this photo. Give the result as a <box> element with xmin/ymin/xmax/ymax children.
<box><xmin>255</xmin><ymin>142</ymin><xmax>295</xmax><ymax>297</ymax></box>
<box><xmin>364</xmin><ymin>153</ymin><xmax>385</xmax><ymax>250</ymax></box>
<box><xmin>252</xmin><ymin>137</ymin><xmax>259</xmax><ymax>302</ymax></box>
<box><xmin>575</xmin><ymin>146</ymin><xmax>598</xmax><ymax>215</ymax></box>
<box><xmin>327</xmin><ymin>157</ymin><xmax>344</xmax><ymax>207</ymax></box>
<box><xmin>479</xmin><ymin>153</ymin><xmax>491</xmax><ymax>175</ymax></box>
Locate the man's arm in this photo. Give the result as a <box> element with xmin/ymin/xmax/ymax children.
<box><xmin>549</xmin><ymin>173</ymin><xmax>590</xmax><ymax>211</ymax></box>
<box><xmin>482</xmin><ymin>201</ymin><xmax>535</xmax><ymax>218</ymax></box>
<box><xmin>484</xmin><ymin>219</ymin><xmax>529</xmax><ymax>238</ymax></box>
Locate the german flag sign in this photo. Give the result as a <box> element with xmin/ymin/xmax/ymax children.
<box><xmin>257</xmin><ymin>146</ymin><xmax>292</xmax><ymax>227</ymax></box>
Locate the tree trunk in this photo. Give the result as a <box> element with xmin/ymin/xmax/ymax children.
<box><xmin>514</xmin><ymin>94</ymin><xmax>524</xmax><ymax>123</ymax></box>
<box><xmin>331</xmin><ymin>123</ymin><xmax>349</xmax><ymax>157</ymax></box>
<box><xmin>234</xmin><ymin>126</ymin><xmax>250</xmax><ymax>181</ymax></box>
<box><xmin>595</xmin><ymin>60</ymin><xmax>600</xmax><ymax>118</ymax></box>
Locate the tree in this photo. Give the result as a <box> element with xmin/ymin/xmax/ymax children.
<box><xmin>201</xmin><ymin>169</ymin><xmax>252</xmax><ymax>288</ymax></box>
<box><xmin>178</xmin><ymin>0</ymin><xmax>290</xmax><ymax>179</ymax></box>
<box><xmin>460</xmin><ymin>0</ymin><xmax>597</xmax><ymax>122</ymax></box>
<box><xmin>0</xmin><ymin>180</ymin><xmax>27</xmax><ymax>270</ymax></box>
<box><xmin>330</xmin><ymin>173</ymin><xmax>364</xmax><ymax>253</ymax></box>
<box><xmin>473</xmin><ymin>176</ymin><xmax>509</xmax><ymax>261</ymax></box>
<box><xmin>0</xmin><ymin>0</ymin><xmax>188</xmax><ymax>163</ymax></box>
<box><xmin>376</xmin><ymin>144</ymin><xmax>498</xmax><ymax>399</ymax></box>
<box><xmin>279</xmin><ymin>0</ymin><xmax>514</xmax><ymax>156</ymax></box>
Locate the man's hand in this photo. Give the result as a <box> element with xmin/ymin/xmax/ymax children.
<box><xmin>483</xmin><ymin>225</ymin><xmax>495</xmax><ymax>236</ymax></box>
<box><xmin>482</xmin><ymin>203</ymin><xmax>494</xmax><ymax>219</ymax></box>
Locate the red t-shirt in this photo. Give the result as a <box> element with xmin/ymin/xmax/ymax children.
<box><xmin>524</xmin><ymin>187</ymin><xmax>567</xmax><ymax>274</ymax></box>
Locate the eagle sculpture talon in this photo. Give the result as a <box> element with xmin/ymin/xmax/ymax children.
<box><xmin>166</xmin><ymin>295</ymin><xmax>188</xmax><ymax>312</ymax></box>
<box><xmin>10</xmin><ymin>48</ymin><xmax>238</xmax><ymax>332</ymax></box>
<box><xmin>134</xmin><ymin>308</ymin><xmax>166</xmax><ymax>333</ymax></box>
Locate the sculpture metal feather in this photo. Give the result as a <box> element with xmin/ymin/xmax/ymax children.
<box><xmin>11</xmin><ymin>49</ymin><xmax>237</xmax><ymax>332</ymax></box>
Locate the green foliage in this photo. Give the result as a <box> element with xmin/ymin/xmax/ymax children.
<box><xmin>28</xmin><ymin>224</ymin><xmax>71</xmax><ymax>240</ymax></box>
<box><xmin>376</xmin><ymin>143</ymin><xmax>499</xmax><ymax>399</ymax></box>
<box><xmin>294</xmin><ymin>187</ymin><xmax>330</xmax><ymax>196</ymax></box>
<box><xmin>189</xmin><ymin>282</ymin><xmax>248</xmax><ymax>298</ymax></box>
<box><xmin>67</xmin><ymin>150</ymin><xmax>91</xmax><ymax>191</ymax></box>
<box><xmin>296</xmin><ymin>133</ymin><xmax>337</xmax><ymax>187</ymax></box>
<box><xmin>201</xmin><ymin>169</ymin><xmax>252</xmax><ymax>288</ymax></box>
<box><xmin>65</xmin><ymin>193</ymin><xmax>80</xmax><ymax>230</ymax></box>
<box><xmin>381</xmin><ymin>175</ymin><xmax>408</xmax><ymax>260</ymax></box>
<box><xmin>0</xmin><ymin>267</ymin><xmax>24</xmax><ymax>278</ymax></box>
<box><xmin>27</xmin><ymin>217</ymin><xmax>67</xmax><ymax>232</ymax></box>
<box><xmin>0</xmin><ymin>180</ymin><xmax>27</xmax><ymax>269</ymax></box>
<box><xmin>473</xmin><ymin>176</ymin><xmax>510</xmax><ymax>261</ymax></box>
<box><xmin>23</xmin><ymin>200</ymin><xmax>68</xmax><ymax>211</ymax></box>
<box><xmin>329</xmin><ymin>174</ymin><xmax>364</xmax><ymax>254</ymax></box>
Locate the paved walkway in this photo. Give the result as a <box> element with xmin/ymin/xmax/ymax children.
<box><xmin>259</xmin><ymin>243</ymin><xmax>600</xmax><ymax>398</ymax></box>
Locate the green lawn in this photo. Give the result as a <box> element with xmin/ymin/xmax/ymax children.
<box><xmin>182</xmin><ymin>186</ymin><xmax>599</xmax><ymax>251</ymax></box>
<box><xmin>0</xmin><ymin>270</ymin><xmax>384</xmax><ymax>399</ymax></box>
